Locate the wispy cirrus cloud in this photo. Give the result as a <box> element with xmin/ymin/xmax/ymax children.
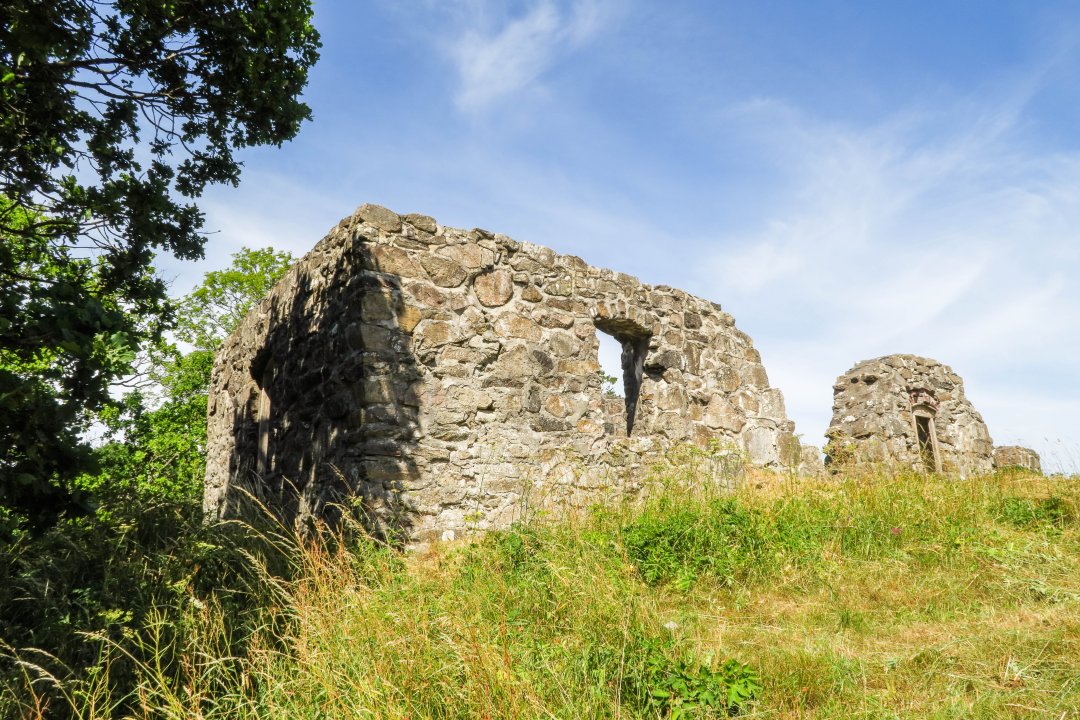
<box><xmin>448</xmin><ymin>0</ymin><xmax>610</xmax><ymax>112</ymax></box>
<box><xmin>694</xmin><ymin>74</ymin><xmax>1080</xmax><ymax>468</ymax></box>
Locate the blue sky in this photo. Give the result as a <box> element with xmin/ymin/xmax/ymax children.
<box><xmin>163</xmin><ymin>0</ymin><xmax>1080</xmax><ymax>470</ymax></box>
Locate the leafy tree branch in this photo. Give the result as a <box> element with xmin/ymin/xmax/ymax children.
<box><xmin>0</xmin><ymin>0</ymin><xmax>319</xmax><ymax>529</ymax></box>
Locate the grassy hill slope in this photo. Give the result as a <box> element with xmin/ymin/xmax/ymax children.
<box><xmin>4</xmin><ymin>466</ymin><xmax>1078</xmax><ymax>719</ymax></box>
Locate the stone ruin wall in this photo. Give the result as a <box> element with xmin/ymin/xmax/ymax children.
<box><xmin>993</xmin><ymin>446</ymin><xmax>1042</xmax><ymax>474</ymax></box>
<box><xmin>824</xmin><ymin>355</ymin><xmax>995</xmax><ymax>477</ymax></box>
<box><xmin>204</xmin><ymin>204</ymin><xmax>798</xmax><ymax>543</ymax></box>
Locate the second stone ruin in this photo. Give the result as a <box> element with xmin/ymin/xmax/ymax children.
<box><xmin>824</xmin><ymin>354</ymin><xmax>1039</xmax><ymax>476</ymax></box>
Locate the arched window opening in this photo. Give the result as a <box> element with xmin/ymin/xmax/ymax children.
<box><xmin>908</xmin><ymin>386</ymin><xmax>941</xmax><ymax>473</ymax></box>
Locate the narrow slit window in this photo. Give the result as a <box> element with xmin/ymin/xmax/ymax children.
<box><xmin>596</xmin><ymin>331</ymin><xmax>624</xmax><ymax>398</ymax></box>
<box><xmin>256</xmin><ymin>362</ymin><xmax>275</xmax><ymax>477</ymax></box>
<box><xmin>595</xmin><ymin>325</ymin><xmax>650</xmax><ymax>436</ymax></box>
<box><xmin>914</xmin><ymin>414</ymin><xmax>938</xmax><ymax>472</ymax></box>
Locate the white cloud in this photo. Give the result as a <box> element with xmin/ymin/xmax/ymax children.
<box><xmin>698</xmin><ymin>78</ymin><xmax>1080</xmax><ymax>471</ymax></box>
<box><xmin>449</xmin><ymin>0</ymin><xmax>609</xmax><ymax>111</ymax></box>
<box><xmin>720</xmin><ymin>235</ymin><xmax>804</xmax><ymax>293</ymax></box>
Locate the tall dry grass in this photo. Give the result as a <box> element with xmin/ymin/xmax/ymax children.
<box><xmin>4</xmin><ymin>463</ymin><xmax>1078</xmax><ymax>719</ymax></box>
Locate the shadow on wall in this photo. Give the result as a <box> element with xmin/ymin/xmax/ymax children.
<box><xmin>220</xmin><ymin>242</ymin><xmax>422</xmax><ymax>542</ymax></box>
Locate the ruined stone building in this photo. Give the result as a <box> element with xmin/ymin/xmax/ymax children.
<box><xmin>823</xmin><ymin>354</ymin><xmax>1039</xmax><ymax>477</ymax></box>
<box><xmin>204</xmin><ymin>204</ymin><xmax>798</xmax><ymax>542</ymax></box>
<box><xmin>992</xmin><ymin>445</ymin><xmax>1043</xmax><ymax>474</ymax></box>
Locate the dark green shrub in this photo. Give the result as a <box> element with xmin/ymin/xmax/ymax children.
<box><xmin>592</xmin><ymin>632</ymin><xmax>761</xmax><ymax>717</ymax></box>
<box><xmin>0</xmin><ymin>494</ymin><xmax>294</xmax><ymax>719</ymax></box>
<box><xmin>644</xmin><ymin>651</ymin><xmax>762</xmax><ymax>718</ymax></box>
<box><xmin>999</xmin><ymin>496</ymin><xmax>1075</xmax><ymax>530</ymax></box>
<box><xmin>621</xmin><ymin>498</ymin><xmax>774</xmax><ymax>589</ymax></box>
<box><xmin>488</xmin><ymin>523</ymin><xmax>545</xmax><ymax>571</ymax></box>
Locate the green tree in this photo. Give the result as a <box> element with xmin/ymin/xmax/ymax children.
<box><xmin>0</xmin><ymin>247</ymin><xmax>295</xmax><ymax>713</ymax></box>
<box><xmin>84</xmin><ymin>247</ymin><xmax>295</xmax><ymax>507</ymax></box>
<box><xmin>176</xmin><ymin>246</ymin><xmax>296</xmax><ymax>355</ymax></box>
<box><xmin>0</xmin><ymin>198</ymin><xmax>143</xmax><ymax>529</ymax></box>
<box><xmin>0</xmin><ymin>1</ymin><xmax>320</xmax><ymax>527</ymax></box>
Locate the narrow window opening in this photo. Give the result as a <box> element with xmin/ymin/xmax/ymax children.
<box><xmin>595</xmin><ymin>323</ymin><xmax>650</xmax><ymax>436</ymax></box>
<box><xmin>914</xmin><ymin>414</ymin><xmax>939</xmax><ymax>472</ymax></box>
<box><xmin>256</xmin><ymin>361</ymin><xmax>275</xmax><ymax>477</ymax></box>
<box><xmin>596</xmin><ymin>331</ymin><xmax>624</xmax><ymax>398</ymax></box>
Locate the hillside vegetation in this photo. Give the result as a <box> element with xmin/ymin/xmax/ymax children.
<box><xmin>2</xmin><ymin>464</ymin><xmax>1078</xmax><ymax>719</ymax></box>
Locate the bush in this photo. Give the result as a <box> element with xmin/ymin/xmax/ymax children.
<box><xmin>583</xmin><ymin>631</ymin><xmax>762</xmax><ymax>718</ymax></box>
<box><xmin>999</xmin><ymin>496</ymin><xmax>1075</xmax><ymax>530</ymax></box>
<box><xmin>621</xmin><ymin>497</ymin><xmax>774</xmax><ymax>589</ymax></box>
<box><xmin>0</xmin><ymin>491</ymin><xmax>294</xmax><ymax>719</ymax></box>
<box><xmin>636</xmin><ymin>641</ymin><xmax>762</xmax><ymax>718</ymax></box>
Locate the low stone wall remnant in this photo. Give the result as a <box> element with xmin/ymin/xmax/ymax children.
<box><xmin>993</xmin><ymin>445</ymin><xmax>1042</xmax><ymax>474</ymax></box>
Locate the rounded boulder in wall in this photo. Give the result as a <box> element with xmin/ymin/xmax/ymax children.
<box><xmin>474</xmin><ymin>269</ymin><xmax>514</xmax><ymax>307</ymax></box>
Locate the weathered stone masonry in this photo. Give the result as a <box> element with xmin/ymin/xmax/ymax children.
<box><xmin>825</xmin><ymin>354</ymin><xmax>995</xmax><ymax>477</ymax></box>
<box><xmin>823</xmin><ymin>354</ymin><xmax>1043</xmax><ymax>476</ymax></box>
<box><xmin>204</xmin><ymin>204</ymin><xmax>798</xmax><ymax>542</ymax></box>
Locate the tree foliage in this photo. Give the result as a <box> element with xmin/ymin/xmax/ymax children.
<box><xmin>0</xmin><ymin>0</ymin><xmax>319</xmax><ymax>527</ymax></box>
<box><xmin>0</xmin><ymin>197</ymin><xmax>143</xmax><ymax>528</ymax></box>
<box><xmin>0</xmin><ymin>247</ymin><xmax>295</xmax><ymax>714</ymax></box>
<box><xmin>176</xmin><ymin>246</ymin><xmax>295</xmax><ymax>354</ymax></box>
<box><xmin>84</xmin><ymin>355</ymin><xmax>213</xmax><ymax>508</ymax></box>
<box><xmin>84</xmin><ymin>247</ymin><xmax>295</xmax><ymax>509</ymax></box>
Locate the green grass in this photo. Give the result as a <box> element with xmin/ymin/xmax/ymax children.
<box><xmin>3</xmin><ymin>467</ymin><xmax>1078</xmax><ymax>719</ymax></box>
